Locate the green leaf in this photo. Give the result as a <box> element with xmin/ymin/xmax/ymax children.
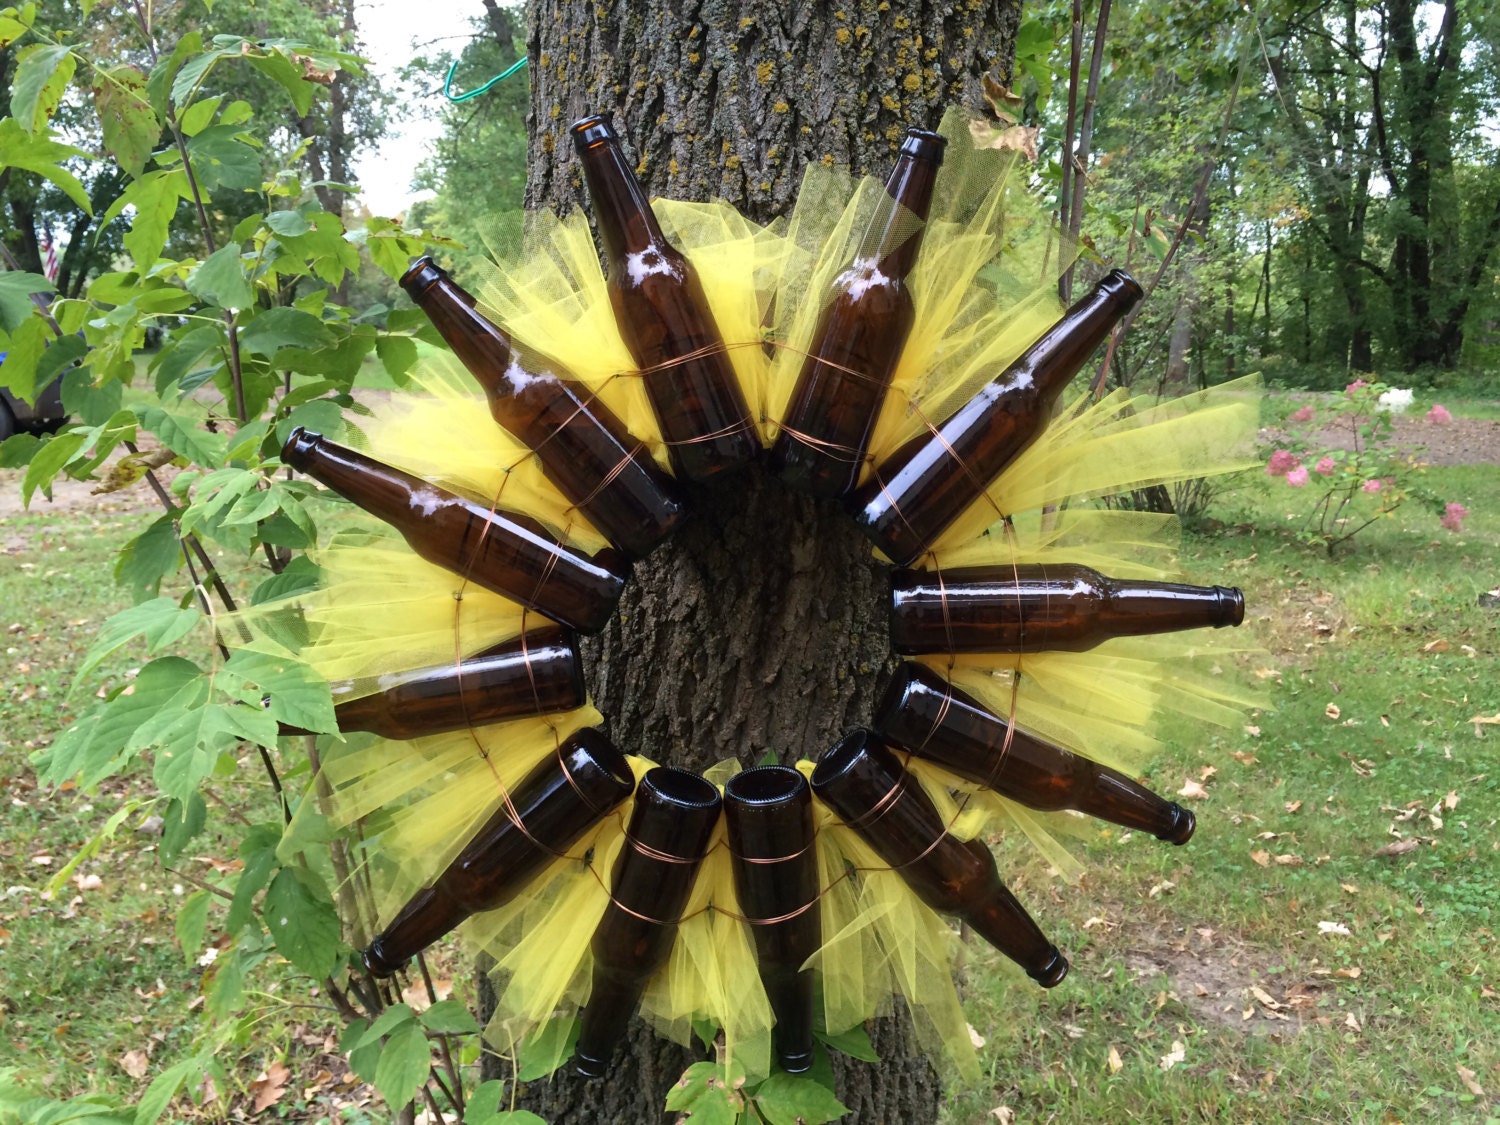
<box><xmin>78</xmin><ymin>597</ymin><xmax>201</xmax><ymax>680</ymax></box>
<box><xmin>186</xmin><ymin>244</ymin><xmax>253</xmax><ymax>311</ymax></box>
<box><xmin>513</xmin><ymin>1016</ymin><xmax>580</xmax><ymax>1081</ymax></box>
<box><xmin>265</xmin><ymin>208</ymin><xmax>310</xmax><ymax>237</ymax></box>
<box><xmin>373</xmin><ymin>1020</ymin><xmax>432</xmax><ymax>1112</ymax></box>
<box><xmin>0</xmin><ymin>271</ymin><xmax>53</xmax><ymax>332</ymax></box>
<box><xmin>247</xmin><ymin>49</ymin><xmax>315</xmax><ymax>116</ymax></box>
<box><xmin>0</xmin><ymin>312</ymin><xmax>50</xmax><ymax>403</ymax></box>
<box><xmin>356</xmin><ymin>1004</ymin><xmax>416</xmax><ymax>1050</ymax></box>
<box><xmin>134</xmin><ymin>1058</ymin><xmax>200</xmax><ymax>1125</ymax></box>
<box><xmin>816</xmin><ymin>1023</ymin><xmax>879</xmax><ymax>1063</ymax></box>
<box><xmin>206</xmin><ymin>941</ymin><xmax>248</xmax><ymax>1019</ymax></box>
<box><xmin>276</xmin><ymin>398</ymin><xmax>344</xmax><ymax>447</ymax></box>
<box><xmin>177</xmin><ymin>95</ymin><xmax>221</xmax><ymax>136</ymax></box>
<box><xmin>238</xmin><ymin>307</ymin><xmax>332</xmax><ymax>357</ymax></box>
<box><xmin>0</xmin><ymin>6</ymin><xmax>34</xmax><ymax>49</ymax></box>
<box><xmin>115</xmin><ymin>516</ymin><xmax>182</xmax><ymax>599</ymax></box>
<box><xmin>0</xmin><ymin>118</ymin><xmax>93</xmax><ymax>212</ymax></box>
<box><xmin>175</xmin><ymin>890</ymin><xmax>210</xmax><ymax>966</ymax></box>
<box><xmin>261</xmin><ymin>867</ymin><xmax>341</xmax><ymax>978</ymax></box>
<box><xmin>10</xmin><ymin>42</ymin><xmax>75</xmax><ymax>132</ymax></box>
<box><xmin>134</xmin><ymin>403</ymin><xmax>228</xmax><ymax>467</ymax></box>
<box><xmin>221</xmin><ymin>649</ymin><xmax>336</xmax><ymax>734</ymax></box>
<box><xmin>159</xmin><ymin>792</ymin><xmax>207</xmax><ymax>863</ymax></box>
<box><xmin>664</xmin><ymin>1061</ymin><xmax>743</xmax><ymax>1125</ymax></box>
<box><xmin>170</xmin><ymin>45</ymin><xmax>231</xmax><ymax>109</ymax></box>
<box><xmin>0</xmin><ymin>431</ymin><xmax>40</xmax><ymax>468</ymax></box>
<box><xmin>463</xmin><ymin>1081</ymin><xmax>508</xmax><ymax>1125</ymax></box>
<box><xmin>376</xmin><ymin>335</ymin><xmax>418</xmax><ymax>382</ymax></box>
<box><xmin>111</xmin><ymin>169</ymin><xmax>187</xmax><ymax>268</ymax></box>
<box><xmin>419</xmin><ymin>1000</ymin><xmax>480</xmax><ymax>1035</ymax></box>
<box><xmin>754</xmin><ymin>1073</ymin><xmax>849</xmax><ymax>1125</ymax></box>
<box><xmin>21</xmin><ymin>427</ymin><xmax>84</xmax><ymax>507</ymax></box>
<box><xmin>151</xmin><ymin>323</ymin><xmax>223</xmax><ymax>392</ymax></box>
<box><xmin>224</xmin><ymin>843</ymin><xmax>275</xmax><ymax>935</ymax></box>
<box><xmin>146</xmin><ymin>29</ymin><xmax>202</xmax><ymax>118</ymax></box>
<box><xmin>251</xmin><ymin>555</ymin><xmax>323</xmax><ymax>605</ymax></box>
<box><xmin>186</xmin><ymin>124</ymin><xmax>261</xmax><ymax>192</ymax></box>
<box><xmin>92</xmin><ymin>65</ymin><xmax>158</xmax><ymax>178</ymax></box>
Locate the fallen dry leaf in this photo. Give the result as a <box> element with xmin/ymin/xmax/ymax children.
<box><xmin>1231</xmin><ymin>751</ymin><xmax>1259</xmax><ymax>765</ymax></box>
<box><xmin>1374</xmin><ymin>838</ymin><xmax>1420</xmax><ymax>858</ymax></box>
<box><xmin>1325</xmin><ymin>703</ymin><xmax>1342</xmax><ymax>720</ymax></box>
<box><xmin>1334</xmin><ymin>967</ymin><xmax>1362</xmax><ymax>979</ymax></box>
<box><xmin>967</xmin><ymin>1024</ymin><xmax>987</xmax><ymax>1049</ymax></box>
<box><xmin>1318</xmin><ymin>920</ymin><xmax>1352</xmax><ymax>936</ymax></box>
<box><xmin>1344</xmin><ymin>1012</ymin><xmax>1361</xmax><ymax>1032</ymax></box>
<box><xmin>1456</xmin><ymin>1064</ymin><xmax>1485</xmax><ymax>1098</ymax></box>
<box><xmin>1159</xmin><ymin>1040</ymin><xmax>1186</xmax><ymax>1071</ymax></box>
<box><xmin>1148</xmin><ymin>880</ymin><xmax>1176</xmax><ymax>898</ymax></box>
<box><xmin>988</xmin><ymin>1107</ymin><xmax>1016</xmax><ymax>1124</ymax></box>
<box><xmin>1284</xmin><ymin>800</ymin><xmax>1303</xmax><ymax>814</ymax></box>
<box><xmin>1274</xmin><ymin>854</ymin><xmax>1304</xmax><ymax>866</ymax></box>
<box><xmin>1250</xmin><ymin>849</ymin><xmax>1271</xmax><ymax>867</ymax></box>
<box><xmin>74</xmin><ymin>873</ymin><xmax>102</xmax><ymax>892</ymax></box>
<box><xmin>1107</xmin><ymin>1045</ymin><xmax>1123</xmax><ymax>1074</ymax></box>
<box><xmin>1244</xmin><ymin>724</ymin><xmax>1262</xmax><ymax>737</ymax></box>
<box><xmin>1177</xmin><ymin>778</ymin><xmax>1210</xmax><ymax>800</ymax></box>
<box><xmin>118</xmin><ymin>1050</ymin><xmax>149</xmax><ymax>1079</ymax></box>
<box><xmin>1198</xmin><ymin>765</ymin><xmax>1218</xmax><ymax>781</ymax></box>
<box><xmin>248</xmin><ymin>1061</ymin><xmax>291</xmax><ymax>1114</ymax></box>
<box><xmin>1443</xmin><ymin>790</ymin><xmax>1460</xmax><ymax>810</ymax></box>
<box><xmin>1250</xmin><ymin>986</ymin><xmax>1284</xmax><ymax>1011</ymax></box>
<box><xmin>1421</xmin><ymin>638</ymin><xmax>1450</xmax><ymax>653</ymax></box>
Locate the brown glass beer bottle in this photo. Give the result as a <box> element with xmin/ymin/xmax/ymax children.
<box><xmin>362</xmin><ymin>727</ymin><xmax>636</xmax><ymax>976</ymax></box>
<box><xmin>875</xmin><ymin>661</ymin><xmax>1194</xmax><ymax>843</ymax></box>
<box><xmin>849</xmin><ymin>271</ymin><xmax>1144</xmax><ymax>565</ymax></box>
<box><xmin>399</xmin><ymin>257</ymin><xmax>687</xmax><ymax>558</ymax></box>
<box><xmin>281</xmin><ymin>428</ymin><xmax>627</xmax><ymax>634</ymax></box>
<box><xmin>811</xmin><ymin>729</ymin><xmax>1067</xmax><ymax>987</ymax></box>
<box><xmin>768</xmin><ymin>128</ymin><xmax>946</xmax><ymax>498</ymax></box>
<box><xmin>571</xmin><ymin>115</ymin><xmax>760</xmax><ymax>482</ymax></box>
<box><xmin>723</xmin><ymin>766</ymin><xmax>821</xmax><ymax>1074</ymax></box>
<box><xmin>890</xmin><ymin>562</ymin><xmax>1244</xmax><ymax>654</ymax></box>
<box><xmin>278</xmin><ymin>627</ymin><xmax>586</xmax><ymax>741</ymax></box>
<box><xmin>574</xmin><ymin>768</ymin><xmax>722</xmax><ymax>1077</ymax></box>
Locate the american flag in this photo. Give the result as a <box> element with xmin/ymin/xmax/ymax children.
<box><xmin>41</xmin><ymin>235</ymin><xmax>58</xmax><ymax>282</ymax></box>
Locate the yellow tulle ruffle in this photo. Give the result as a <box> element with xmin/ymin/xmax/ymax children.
<box><xmin>246</xmin><ymin>105</ymin><xmax>1265</xmax><ymax>1088</ymax></box>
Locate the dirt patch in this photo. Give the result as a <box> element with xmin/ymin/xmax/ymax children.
<box><xmin>1263</xmin><ymin>396</ymin><xmax>1500</xmax><ymax>467</ymax></box>
<box><xmin>1122</xmin><ymin>923</ymin><xmax>1353</xmax><ymax>1037</ymax></box>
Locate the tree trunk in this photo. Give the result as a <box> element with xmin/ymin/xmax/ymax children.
<box><xmin>500</xmin><ymin>1</ymin><xmax>1022</xmax><ymax>1120</ymax></box>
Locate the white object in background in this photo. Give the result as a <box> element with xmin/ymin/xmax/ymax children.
<box><xmin>1377</xmin><ymin>388</ymin><xmax>1414</xmax><ymax>413</ymax></box>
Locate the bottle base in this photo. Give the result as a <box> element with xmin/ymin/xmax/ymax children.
<box><xmin>572</xmin><ymin>1047</ymin><xmax>610</xmax><ymax>1079</ymax></box>
<box><xmin>777</xmin><ymin>1049</ymin><xmax>815</xmax><ymax>1075</ymax></box>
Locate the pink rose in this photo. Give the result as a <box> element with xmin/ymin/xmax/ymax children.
<box><xmin>1266</xmin><ymin>450</ymin><xmax>1300</xmax><ymax>476</ymax></box>
<box><xmin>1315</xmin><ymin>457</ymin><xmax>1335</xmax><ymax>475</ymax></box>
<box><xmin>1427</xmin><ymin>404</ymin><xmax>1453</xmax><ymax>424</ymax></box>
<box><xmin>1345</xmin><ymin>379</ymin><xmax>1370</xmax><ymax>394</ymax></box>
<box><xmin>1441</xmin><ymin>502</ymin><xmax>1468</xmax><ymax>533</ymax></box>
<box><xmin>1289</xmin><ymin>405</ymin><xmax>1316</xmax><ymax>423</ymax></box>
<box><xmin>1286</xmin><ymin>466</ymin><xmax>1310</xmax><ymax>488</ymax></box>
<box><xmin>1361</xmin><ymin>478</ymin><xmax>1383</xmax><ymax>494</ymax></box>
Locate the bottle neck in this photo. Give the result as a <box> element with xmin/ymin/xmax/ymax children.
<box><xmin>1102</xmin><ymin>580</ymin><xmax>1245</xmax><ymax>634</ymax></box>
<box><xmin>574</xmin><ymin>128</ymin><xmax>666</xmax><ymax>266</ymax></box>
<box><xmin>282</xmin><ymin>429</ymin><xmax>437</xmax><ymax>530</ymax></box>
<box><xmin>1025</xmin><ymin>270</ymin><xmax>1143</xmax><ymax>404</ymax></box>
<box><xmin>856</xmin><ymin>152</ymin><xmax>942</xmax><ymax>279</ymax></box>
<box><xmin>407</xmin><ymin>270</ymin><xmax>514</xmax><ymax>391</ymax></box>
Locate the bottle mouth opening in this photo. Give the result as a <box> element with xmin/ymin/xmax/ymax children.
<box><xmin>567</xmin><ymin>728</ymin><xmax>637</xmax><ymax>796</ymax></box>
<box><xmin>281</xmin><ymin>426</ymin><xmax>321</xmax><ymax>468</ymax></box>
<box><xmin>1216</xmin><ymin>587</ymin><xmax>1246</xmax><ymax>627</ymax></box>
<box><xmin>724</xmin><ymin>765</ymin><xmax>807</xmax><ymax>807</ymax></box>
<box><xmin>810</xmin><ymin>728</ymin><xmax>875</xmax><ymax>790</ymax></box>
<box><xmin>398</xmin><ymin>255</ymin><xmax>444</xmax><ymax>293</ymax></box>
<box><xmin>900</xmin><ymin>128</ymin><xmax>948</xmax><ymax>162</ymax></box>
<box><xmin>569</xmin><ymin>115</ymin><xmax>615</xmax><ymax>146</ymax></box>
<box><xmin>872</xmin><ymin>662</ymin><xmax>923</xmax><ymax>732</ymax></box>
<box><xmin>1101</xmin><ymin>268</ymin><xmax>1145</xmax><ymax>307</ymax></box>
<box><xmin>641</xmin><ymin>766</ymin><xmax>720</xmax><ymax>810</ymax></box>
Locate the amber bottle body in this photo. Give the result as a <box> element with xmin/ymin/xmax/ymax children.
<box><xmin>400</xmin><ymin>257</ymin><xmax>686</xmax><ymax>559</ymax></box>
<box><xmin>875</xmin><ymin>661</ymin><xmax>1195</xmax><ymax>844</ymax></box>
<box><xmin>849</xmin><ymin>271</ymin><xmax>1144</xmax><ymax>565</ymax></box>
<box><xmin>890</xmin><ymin>562</ymin><xmax>1244</xmax><ymax>654</ymax></box>
<box><xmin>572</xmin><ymin>115</ymin><xmax>759</xmax><ymax>482</ymax></box>
<box><xmin>574</xmin><ymin>768</ymin><xmax>722</xmax><ymax>1077</ymax></box>
<box><xmin>811</xmin><ymin>729</ymin><xmax>1067</xmax><ymax>987</ymax></box>
<box><xmin>769</xmin><ymin>129</ymin><xmax>946</xmax><ymax>498</ymax></box>
<box><xmin>362</xmin><ymin>728</ymin><xmax>635</xmax><ymax>976</ymax></box>
<box><xmin>724</xmin><ymin>766</ymin><xmax>821</xmax><ymax>1074</ymax></box>
<box><xmin>281</xmin><ymin>428</ymin><xmax>627</xmax><ymax>634</ymax></box>
<box><xmin>279</xmin><ymin>627</ymin><xmax>585</xmax><ymax>741</ymax></box>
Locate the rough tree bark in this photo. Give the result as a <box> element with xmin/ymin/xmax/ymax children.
<box><xmin>493</xmin><ymin>1</ymin><xmax>1022</xmax><ymax>1121</ymax></box>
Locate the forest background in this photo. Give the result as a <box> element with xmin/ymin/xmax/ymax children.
<box><xmin>0</xmin><ymin>0</ymin><xmax>1496</xmax><ymax>1122</ymax></box>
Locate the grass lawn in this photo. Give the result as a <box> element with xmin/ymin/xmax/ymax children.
<box><xmin>0</xmin><ymin>391</ymin><xmax>1495</xmax><ymax>1123</ymax></box>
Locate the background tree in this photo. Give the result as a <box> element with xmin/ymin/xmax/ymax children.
<box><xmin>504</xmin><ymin>1</ymin><xmax>1022</xmax><ymax>1120</ymax></box>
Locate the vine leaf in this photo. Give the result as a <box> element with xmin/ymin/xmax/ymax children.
<box><xmin>92</xmin><ymin>64</ymin><xmax>158</xmax><ymax>178</ymax></box>
<box><xmin>372</xmin><ymin>1019</ymin><xmax>433</xmax><ymax>1112</ymax></box>
<box><xmin>10</xmin><ymin>41</ymin><xmax>75</xmax><ymax>132</ymax></box>
<box><xmin>754</xmin><ymin>1073</ymin><xmax>850</xmax><ymax>1125</ymax></box>
<box><xmin>262</xmin><ymin>866</ymin><xmax>341</xmax><ymax>978</ymax></box>
<box><xmin>0</xmin><ymin>118</ymin><xmax>93</xmax><ymax>212</ymax></box>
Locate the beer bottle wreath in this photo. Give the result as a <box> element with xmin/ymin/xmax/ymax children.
<box><xmin>241</xmin><ymin>108</ymin><xmax>1261</xmax><ymax>1084</ymax></box>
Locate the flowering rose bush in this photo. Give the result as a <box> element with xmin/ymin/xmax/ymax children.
<box><xmin>1265</xmin><ymin>383</ymin><xmax>1468</xmax><ymax>554</ymax></box>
